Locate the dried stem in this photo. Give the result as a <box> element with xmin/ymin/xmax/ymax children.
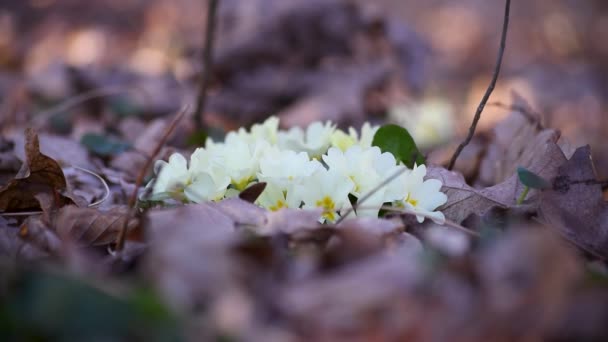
<box><xmin>447</xmin><ymin>0</ymin><xmax>511</xmax><ymax>170</ymax></box>
<box><xmin>193</xmin><ymin>0</ymin><xmax>220</xmax><ymax>132</ymax></box>
<box><xmin>114</xmin><ymin>106</ymin><xmax>188</xmax><ymax>252</ymax></box>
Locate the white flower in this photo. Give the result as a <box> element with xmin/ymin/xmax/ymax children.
<box><xmin>205</xmin><ymin>137</ymin><xmax>269</xmax><ymax>191</ymax></box>
<box><xmin>224</xmin><ymin>116</ymin><xmax>280</xmax><ymax>145</ymax></box>
<box><xmin>258</xmin><ymin>148</ymin><xmax>322</xmax><ymax>194</ymax></box>
<box><xmin>396</xmin><ymin>164</ymin><xmax>447</xmax><ymax>224</ymax></box>
<box><xmin>278</xmin><ymin>121</ymin><xmax>336</xmax><ymax>158</ymax></box>
<box><xmin>330</xmin><ymin>128</ymin><xmax>357</xmax><ymax>152</ymax></box>
<box><xmin>323</xmin><ymin>146</ymin><xmax>405</xmax><ymax>218</ymax></box>
<box><xmin>330</xmin><ymin>122</ymin><xmax>379</xmax><ymax>152</ymax></box>
<box><xmin>350</xmin><ymin>122</ymin><xmax>379</xmax><ymax>148</ymax></box>
<box><xmin>184</xmin><ymin>171</ymin><xmax>230</xmax><ymax>202</ymax></box>
<box><xmin>292</xmin><ymin>168</ymin><xmax>354</xmax><ymax>223</ymax></box>
<box><xmin>256</xmin><ymin>182</ymin><xmax>290</xmax><ymax>211</ymax></box>
<box><xmin>152</xmin><ymin>153</ymin><xmax>190</xmax><ymax>198</ymax></box>
<box><xmin>151</xmin><ymin>151</ymin><xmax>230</xmax><ymax>202</ymax></box>
<box><xmin>250</xmin><ymin>116</ymin><xmax>280</xmax><ymax>144</ymax></box>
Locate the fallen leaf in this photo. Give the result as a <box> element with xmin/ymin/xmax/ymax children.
<box><xmin>0</xmin><ymin>128</ymin><xmax>85</xmax><ymax>212</ymax></box>
<box><xmin>213</xmin><ymin>197</ymin><xmax>322</xmax><ymax>236</ymax></box>
<box><xmin>428</xmin><ymin>140</ymin><xmax>567</xmax><ymax>223</ymax></box>
<box><xmin>238</xmin><ymin>182</ymin><xmax>266</xmax><ymax>203</ymax></box>
<box><xmin>143</xmin><ymin>203</ymin><xmax>238</xmax><ymax>310</ymax></box>
<box><xmin>427</xmin><ymin>166</ymin><xmax>513</xmax><ymax>224</ymax></box>
<box><xmin>478</xmin><ymin>105</ymin><xmax>560</xmax><ymax>186</ymax></box>
<box><xmin>539</xmin><ymin>146</ymin><xmax>608</xmax><ymax>259</ymax></box>
<box><xmin>11</xmin><ymin>131</ymin><xmax>96</xmax><ymax>170</ymax></box>
<box><xmin>52</xmin><ymin>205</ymin><xmax>138</xmax><ymax>246</ymax></box>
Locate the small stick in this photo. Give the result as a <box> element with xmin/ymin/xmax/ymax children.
<box><xmin>114</xmin><ymin>106</ymin><xmax>188</xmax><ymax>252</ymax></box>
<box><xmin>448</xmin><ymin>0</ymin><xmax>511</xmax><ymax>170</ymax></box>
<box><xmin>193</xmin><ymin>0</ymin><xmax>220</xmax><ymax>132</ymax></box>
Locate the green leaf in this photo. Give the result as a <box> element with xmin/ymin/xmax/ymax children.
<box><xmin>517</xmin><ymin>167</ymin><xmax>551</xmax><ymax>189</ymax></box>
<box><xmin>80</xmin><ymin>133</ymin><xmax>131</xmax><ymax>156</ymax></box>
<box><xmin>372</xmin><ymin>124</ymin><xmax>425</xmax><ymax>168</ymax></box>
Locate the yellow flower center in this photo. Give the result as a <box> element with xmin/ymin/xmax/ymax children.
<box><xmin>316</xmin><ymin>196</ymin><xmax>337</xmax><ymax>222</ymax></box>
<box><xmin>233</xmin><ymin>177</ymin><xmax>252</xmax><ymax>191</ymax></box>
<box><xmin>405</xmin><ymin>193</ymin><xmax>418</xmax><ymax>207</ymax></box>
<box><xmin>269</xmin><ymin>200</ymin><xmax>286</xmax><ymax>211</ymax></box>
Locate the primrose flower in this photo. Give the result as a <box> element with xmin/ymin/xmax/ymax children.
<box><xmin>205</xmin><ymin>137</ymin><xmax>270</xmax><ymax>191</ymax></box>
<box><xmin>323</xmin><ymin>146</ymin><xmax>404</xmax><ymax>217</ymax></box>
<box><xmin>250</xmin><ymin>116</ymin><xmax>280</xmax><ymax>144</ymax></box>
<box><xmin>349</xmin><ymin>122</ymin><xmax>379</xmax><ymax>148</ymax></box>
<box><xmin>330</xmin><ymin>129</ymin><xmax>357</xmax><ymax>152</ymax></box>
<box><xmin>152</xmin><ymin>153</ymin><xmax>190</xmax><ymax>198</ymax></box>
<box><xmin>278</xmin><ymin>121</ymin><xmax>336</xmax><ymax>158</ymax></box>
<box><xmin>396</xmin><ymin>164</ymin><xmax>447</xmax><ymax>224</ymax></box>
<box><xmin>258</xmin><ymin>148</ymin><xmax>322</xmax><ymax>193</ymax></box>
<box><xmin>184</xmin><ymin>171</ymin><xmax>231</xmax><ymax>202</ymax></box>
<box><xmin>151</xmin><ymin>151</ymin><xmax>230</xmax><ymax>202</ymax></box>
<box><xmin>224</xmin><ymin>116</ymin><xmax>280</xmax><ymax>145</ymax></box>
<box><xmin>256</xmin><ymin>182</ymin><xmax>291</xmax><ymax>211</ymax></box>
<box><xmin>292</xmin><ymin>168</ymin><xmax>354</xmax><ymax>223</ymax></box>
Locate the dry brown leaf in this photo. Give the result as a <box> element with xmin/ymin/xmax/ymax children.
<box><xmin>52</xmin><ymin>205</ymin><xmax>137</xmax><ymax>246</ymax></box>
<box><xmin>144</xmin><ymin>203</ymin><xmax>238</xmax><ymax>310</ymax></box>
<box><xmin>428</xmin><ymin>140</ymin><xmax>567</xmax><ymax>224</ymax></box>
<box><xmin>427</xmin><ymin>167</ymin><xmax>514</xmax><ymax>224</ymax></box>
<box><xmin>0</xmin><ymin>128</ymin><xmax>85</xmax><ymax>212</ymax></box>
<box><xmin>478</xmin><ymin>104</ymin><xmax>560</xmax><ymax>186</ymax></box>
<box><xmin>539</xmin><ymin>146</ymin><xmax>608</xmax><ymax>259</ymax></box>
<box><xmin>238</xmin><ymin>182</ymin><xmax>267</xmax><ymax>203</ymax></box>
<box><xmin>11</xmin><ymin>131</ymin><xmax>96</xmax><ymax>170</ymax></box>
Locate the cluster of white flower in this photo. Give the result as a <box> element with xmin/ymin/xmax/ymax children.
<box><xmin>149</xmin><ymin>116</ymin><xmax>447</xmax><ymax>223</ymax></box>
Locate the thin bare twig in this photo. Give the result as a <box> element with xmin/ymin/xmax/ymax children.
<box><xmin>335</xmin><ymin>166</ymin><xmax>408</xmax><ymax>225</ymax></box>
<box><xmin>447</xmin><ymin>0</ymin><xmax>511</xmax><ymax>170</ymax></box>
<box><xmin>193</xmin><ymin>0</ymin><xmax>220</xmax><ymax>131</ymax></box>
<box><xmin>114</xmin><ymin>106</ymin><xmax>188</xmax><ymax>252</ymax></box>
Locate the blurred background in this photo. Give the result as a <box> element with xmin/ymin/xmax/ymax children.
<box><xmin>1</xmin><ymin>0</ymin><xmax>607</xmax><ymax>175</ymax></box>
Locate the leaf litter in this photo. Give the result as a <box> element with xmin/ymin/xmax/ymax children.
<box><xmin>1</xmin><ymin>1</ymin><xmax>608</xmax><ymax>340</ymax></box>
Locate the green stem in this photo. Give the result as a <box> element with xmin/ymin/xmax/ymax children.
<box><xmin>516</xmin><ymin>186</ymin><xmax>529</xmax><ymax>205</ymax></box>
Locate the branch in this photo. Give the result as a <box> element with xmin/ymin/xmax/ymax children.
<box><xmin>447</xmin><ymin>0</ymin><xmax>511</xmax><ymax>170</ymax></box>
<box><xmin>193</xmin><ymin>0</ymin><xmax>220</xmax><ymax>132</ymax></box>
<box><xmin>114</xmin><ymin>106</ymin><xmax>188</xmax><ymax>252</ymax></box>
